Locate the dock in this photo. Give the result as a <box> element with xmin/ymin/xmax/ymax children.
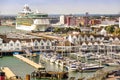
<box><xmin>13</xmin><ymin>54</ymin><xmax>44</xmax><ymax>69</ymax></box>
<box><xmin>29</xmin><ymin>32</ymin><xmax>64</xmax><ymax>40</ymax></box>
<box><xmin>1</xmin><ymin>67</ymin><xmax>16</xmax><ymax>79</ymax></box>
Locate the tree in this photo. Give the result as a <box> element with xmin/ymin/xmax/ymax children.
<box><xmin>105</xmin><ymin>26</ymin><xmax>115</xmax><ymax>34</ymax></box>
<box><xmin>113</xmin><ymin>28</ymin><xmax>120</xmax><ymax>36</ymax></box>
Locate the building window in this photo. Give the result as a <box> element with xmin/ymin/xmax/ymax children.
<box><xmin>16</xmin><ymin>48</ymin><xmax>20</xmax><ymax>50</ymax></box>
<box><xmin>35</xmin><ymin>41</ymin><xmax>38</xmax><ymax>46</ymax></box>
<box><xmin>4</xmin><ymin>44</ymin><xmax>6</xmax><ymax>46</ymax></box>
<box><xmin>47</xmin><ymin>43</ymin><xmax>49</xmax><ymax>46</ymax></box>
<box><xmin>91</xmin><ymin>38</ymin><xmax>93</xmax><ymax>41</ymax></box>
<box><xmin>17</xmin><ymin>43</ymin><xmax>19</xmax><ymax>46</ymax></box>
<box><xmin>85</xmin><ymin>38</ymin><xmax>87</xmax><ymax>41</ymax></box>
<box><xmin>0</xmin><ymin>40</ymin><xmax>2</xmax><ymax>43</ymax></box>
<box><xmin>34</xmin><ymin>46</ymin><xmax>38</xmax><ymax>49</ymax></box>
<box><xmin>41</xmin><ymin>46</ymin><xmax>44</xmax><ymax>49</ymax></box>
<box><xmin>10</xmin><ymin>43</ymin><xmax>13</xmax><ymax>46</ymax></box>
<box><xmin>41</xmin><ymin>43</ymin><xmax>44</xmax><ymax>45</ymax></box>
<box><xmin>79</xmin><ymin>38</ymin><xmax>81</xmax><ymax>41</ymax></box>
<box><xmin>46</xmin><ymin>46</ymin><xmax>50</xmax><ymax>49</ymax></box>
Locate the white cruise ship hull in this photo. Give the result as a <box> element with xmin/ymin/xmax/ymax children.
<box><xmin>16</xmin><ymin>25</ymin><xmax>48</xmax><ymax>31</ymax></box>
<box><xmin>16</xmin><ymin>25</ymin><xmax>36</xmax><ymax>31</ymax></box>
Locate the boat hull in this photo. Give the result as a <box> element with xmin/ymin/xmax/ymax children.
<box><xmin>80</xmin><ymin>66</ymin><xmax>104</xmax><ymax>72</ymax></box>
<box><xmin>16</xmin><ymin>25</ymin><xmax>36</xmax><ymax>31</ymax></box>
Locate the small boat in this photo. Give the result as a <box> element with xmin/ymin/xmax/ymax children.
<box><xmin>50</xmin><ymin>57</ymin><xmax>56</xmax><ymax>63</ymax></box>
<box><xmin>105</xmin><ymin>62</ymin><xmax>120</xmax><ymax>66</ymax></box>
<box><xmin>87</xmin><ymin>55</ymin><xmax>99</xmax><ymax>60</ymax></box>
<box><xmin>44</xmin><ymin>55</ymin><xmax>51</xmax><ymax>61</ymax></box>
<box><xmin>67</xmin><ymin>63</ymin><xmax>77</xmax><ymax>72</ymax></box>
<box><xmin>79</xmin><ymin>63</ymin><xmax>104</xmax><ymax>72</ymax></box>
<box><xmin>59</xmin><ymin>61</ymin><xmax>66</xmax><ymax>67</ymax></box>
<box><xmin>55</xmin><ymin>59</ymin><xmax>61</xmax><ymax>65</ymax></box>
<box><xmin>103</xmin><ymin>59</ymin><xmax>120</xmax><ymax>66</ymax></box>
<box><xmin>46</xmin><ymin>57</ymin><xmax>51</xmax><ymax>61</ymax></box>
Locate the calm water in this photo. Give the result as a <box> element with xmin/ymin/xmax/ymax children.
<box><xmin>0</xmin><ymin>26</ymin><xmax>28</xmax><ymax>34</ymax></box>
<box><xmin>0</xmin><ymin>26</ymin><xmax>15</xmax><ymax>33</ymax></box>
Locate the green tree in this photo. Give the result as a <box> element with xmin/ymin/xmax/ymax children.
<box><xmin>105</xmin><ymin>26</ymin><xmax>115</xmax><ymax>34</ymax></box>
<box><xmin>114</xmin><ymin>28</ymin><xmax>120</xmax><ymax>36</ymax></box>
<box><xmin>54</xmin><ymin>27</ymin><xmax>61</xmax><ymax>33</ymax></box>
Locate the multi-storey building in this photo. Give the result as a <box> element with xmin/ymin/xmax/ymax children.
<box><xmin>59</xmin><ymin>15</ymin><xmax>76</xmax><ymax>26</ymax></box>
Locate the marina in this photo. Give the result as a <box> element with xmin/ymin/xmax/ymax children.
<box><xmin>0</xmin><ymin>55</ymin><xmax>95</xmax><ymax>80</ymax></box>
<box><xmin>0</xmin><ymin>1</ymin><xmax>120</xmax><ymax>79</ymax></box>
<box><xmin>0</xmin><ymin>53</ymin><xmax>119</xmax><ymax>80</ymax></box>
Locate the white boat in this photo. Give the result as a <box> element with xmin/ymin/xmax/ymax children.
<box><xmin>42</xmin><ymin>54</ymin><xmax>51</xmax><ymax>61</ymax></box>
<box><xmin>80</xmin><ymin>63</ymin><xmax>104</xmax><ymax>72</ymax></box>
<box><xmin>67</xmin><ymin>63</ymin><xmax>77</xmax><ymax>72</ymax></box>
<box><xmin>105</xmin><ymin>62</ymin><xmax>120</xmax><ymax>66</ymax></box>
<box><xmin>59</xmin><ymin>61</ymin><xmax>66</xmax><ymax>67</ymax></box>
<box><xmin>55</xmin><ymin>59</ymin><xmax>61</xmax><ymax>65</ymax></box>
<box><xmin>45</xmin><ymin>56</ymin><xmax>51</xmax><ymax>61</ymax></box>
<box><xmin>50</xmin><ymin>57</ymin><xmax>56</xmax><ymax>63</ymax></box>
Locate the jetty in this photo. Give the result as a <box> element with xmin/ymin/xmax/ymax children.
<box><xmin>13</xmin><ymin>54</ymin><xmax>44</xmax><ymax>69</ymax></box>
<box><xmin>1</xmin><ymin>67</ymin><xmax>16</xmax><ymax>79</ymax></box>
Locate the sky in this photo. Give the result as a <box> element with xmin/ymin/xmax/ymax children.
<box><xmin>0</xmin><ymin>0</ymin><xmax>120</xmax><ymax>15</ymax></box>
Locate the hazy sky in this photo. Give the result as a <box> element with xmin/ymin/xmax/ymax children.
<box><xmin>0</xmin><ymin>0</ymin><xmax>120</xmax><ymax>15</ymax></box>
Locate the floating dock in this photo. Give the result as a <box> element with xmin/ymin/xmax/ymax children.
<box><xmin>13</xmin><ymin>54</ymin><xmax>44</xmax><ymax>69</ymax></box>
<box><xmin>1</xmin><ymin>67</ymin><xmax>16</xmax><ymax>79</ymax></box>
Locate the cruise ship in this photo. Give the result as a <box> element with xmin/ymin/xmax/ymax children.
<box><xmin>16</xmin><ymin>4</ymin><xmax>50</xmax><ymax>31</ymax></box>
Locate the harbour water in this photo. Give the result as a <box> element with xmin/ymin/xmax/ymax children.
<box><xmin>0</xmin><ymin>26</ymin><xmax>28</xmax><ymax>34</ymax></box>
<box><xmin>0</xmin><ymin>26</ymin><xmax>16</xmax><ymax>33</ymax></box>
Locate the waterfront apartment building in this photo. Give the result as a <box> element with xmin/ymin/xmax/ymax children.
<box><xmin>0</xmin><ymin>34</ymin><xmax>53</xmax><ymax>52</ymax></box>
<box><xmin>1</xmin><ymin>33</ymin><xmax>120</xmax><ymax>57</ymax></box>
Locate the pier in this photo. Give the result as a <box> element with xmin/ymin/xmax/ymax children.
<box><xmin>13</xmin><ymin>54</ymin><xmax>44</xmax><ymax>69</ymax></box>
<box><xmin>1</xmin><ymin>67</ymin><xmax>16</xmax><ymax>79</ymax></box>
